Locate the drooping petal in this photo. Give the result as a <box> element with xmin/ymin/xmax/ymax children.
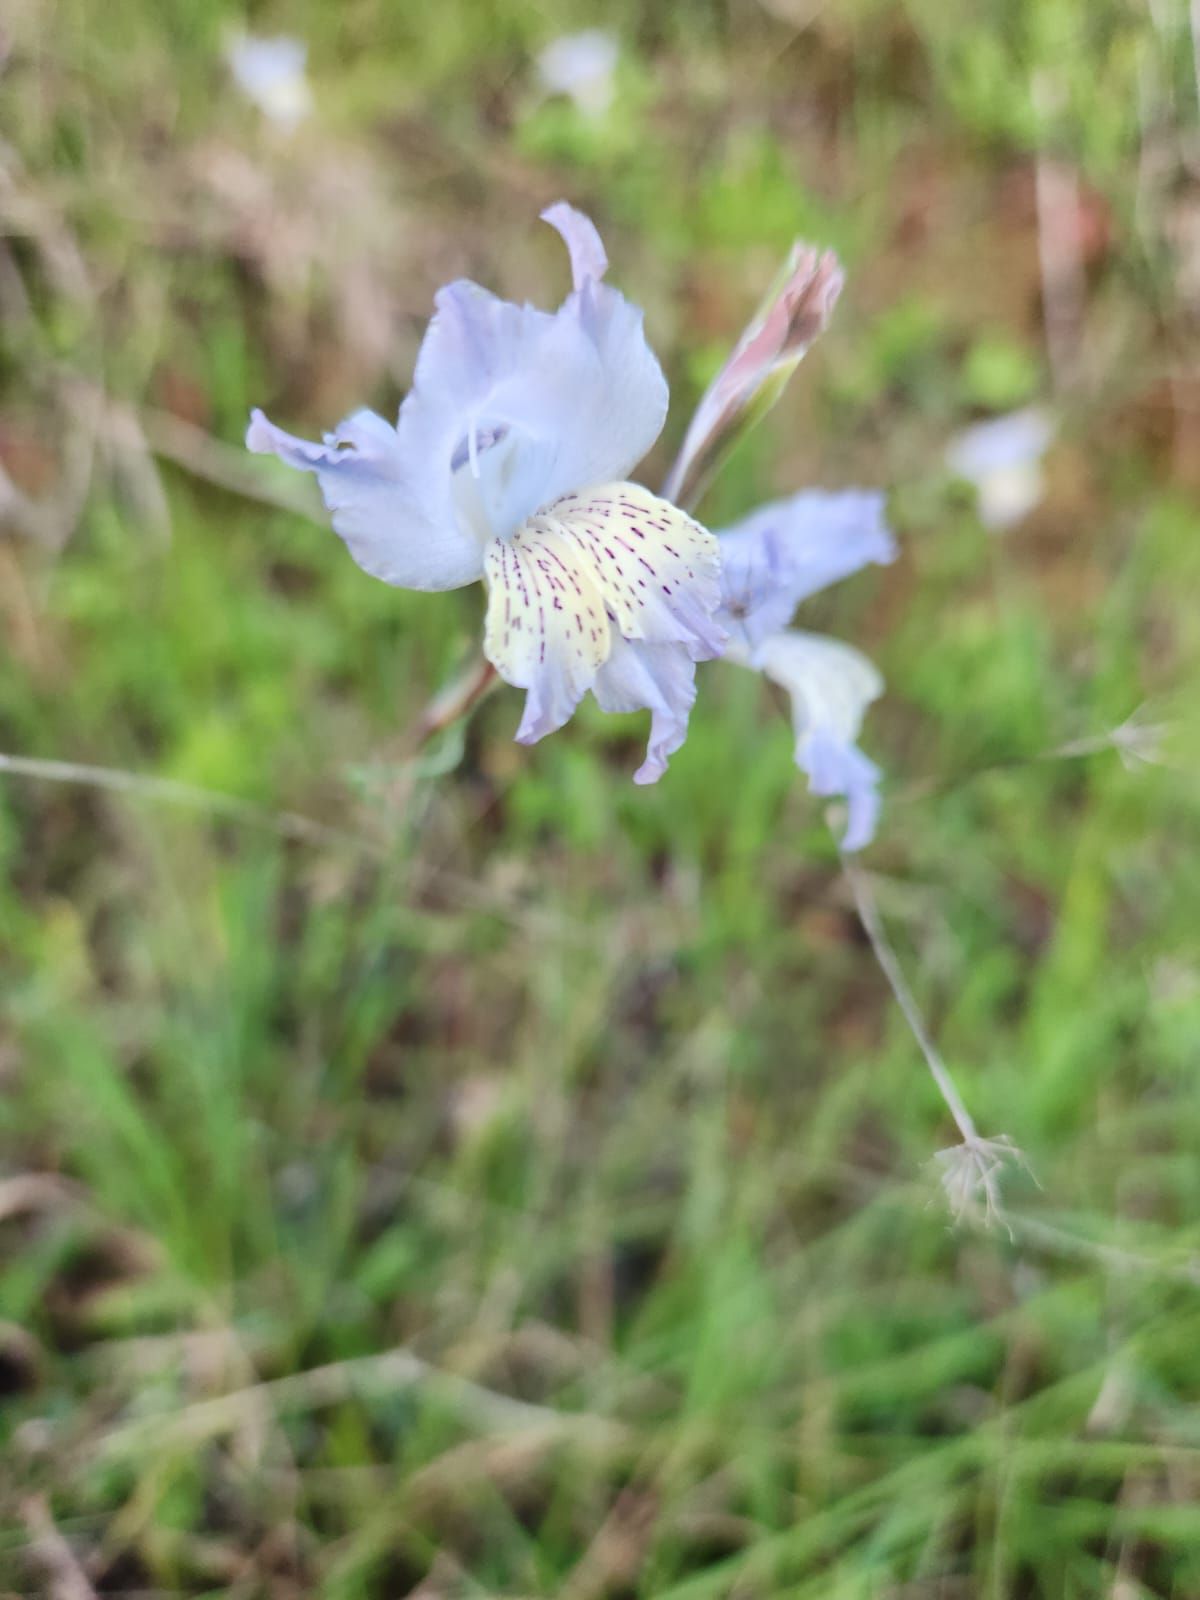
<box><xmin>801</xmin><ymin>731</ymin><xmax>881</xmax><ymax>853</ymax></box>
<box><xmin>396</xmin><ymin>206</ymin><xmax>668</xmax><ymax>547</ymax></box>
<box><xmin>592</xmin><ymin>636</ymin><xmax>698</xmax><ymax>784</ymax></box>
<box><xmin>730</xmin><ymin>628</ymin><xmax>884</xmax><ymax>849</ymax></box>
<box><xmin>716</xmin><ymin>489</ymin><xmax>895</xmax><ymax>651</ymax></box>
<box><xmin>483</xmin><ymin>482</ymin><xmax>724</xmax><ymax>766</ymax></box>
<box><xmin>246</xmin><ymin>407</ymin><xmax>486</xmax><ymax>590</ymax></box>
<box><xmin>663</xmin><ymin>243</ymin><xmax>844</xmax><ymax>510</ymax></box>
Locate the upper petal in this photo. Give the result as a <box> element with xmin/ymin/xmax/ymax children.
<box><xmin>395</xmin><ymin>207</ymin><xmax>668</xmax><ymax>545</ymax></box>
<box><xmin>247</xmin><ymin>204</ymin><xmax>669</xmax><ymax>581</ymax></box>
<box><xmin>246</xmin><ymin>407</ymin><xmax>486</xmax><ymax>590</ymax></box>
<box><xmin>716</xmin><ymin>489</ymin><xmax>895</xmax><ymax>650</ymax></box>
<box><xmin>541</xmin><ymin>273</ymin><xmax>668</xmax><ymax>501</ymax></box>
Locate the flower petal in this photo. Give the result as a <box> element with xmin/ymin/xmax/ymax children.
<box><xmin>802</xmin><ymin>732</ymin><xmax>881</xmax><ymax>852</ymax></box>
<box><xmin>541</xmin><ymin>484</ymin><xmax>725</xmax><ymax>658</ymax></box>
<box><xmin>246</xmin><ymin>407</ymin><xmax>486</xmax><ymax>590</ymax></box>
<box><xmin>542</xmin><ymin>274</ymin><xmax>667</xmax><ymax>504</ymax></box>
<box><xmin>592</xmin><ymin>636</ymin><xmax>698</xmax><ymax>784</ymax></box>
<box><xmin>716</xmin><ymin>489</ymin><xmax>894</xmax><ymax>651</ymax></box>
<box><xmin>248</xmin><ymin>205</ymin><xmax>669</xmax><ymax>582</ymax></box>
<box><xmin>483</xmin><ymin>483</ymin><xmax>725</xmax><ymax>762</ymax></box>
<box><xmin>751</xmin><ymin>629</ymin><xmax>884</xmax><ymax>850</ymax></box>
<box><xmin>483</xmin><ymin>519</ymin><xmax>611</xmax><ymax>744</ymax></box>
<box><xmin>397</xmin><ymin>207</ymin><xmax>668</xmax><ymax>545</ymax></box>
<box><xmin>541</xmin><ymin>201</ymin><xmax>608</xmax><ymax>289</ymax></box>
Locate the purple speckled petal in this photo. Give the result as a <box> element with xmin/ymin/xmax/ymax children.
<box><xmin>483</xmin><ymin>482</ymin><xmax>724</xmax><ymax>764</ymax></box>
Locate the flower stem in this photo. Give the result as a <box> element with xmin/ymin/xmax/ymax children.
<box><xmin>840</xmin><ymin>852</ymin><xmax>979</xmax><ymax>1145</ymax></box>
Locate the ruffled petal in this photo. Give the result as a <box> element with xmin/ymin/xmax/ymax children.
<box><xmin>396</xmin><ymin>206</ymin><xmax>668</xmax><ymax>546</ymax></box>
<box><xmin>750</xmin><ymin>629</ymin><xmax>884</xmax><ymax>850</ymax></box>
<box><xmin>248</xmin><ymin>204</ymin><xmax>668</xmax><ymax>589</ymax></box>
<box><xmin>592</xmin><ymin>636</ymin><xmax>698</xmax><ymax>784</ymax></box>
<box><xmin>246</xmin><ymin>407</ymin><xmax>486</xmax><ymax>590</ymax></box>
<box><xmin>483</xmin><ymin>483</ymin><xmax>724</xmax><ymax>769</ymax></box>
<box><xmin>801</xmin><ymin>732</ymin><xmax>881</xmax><ymax>852</ymax></box>
<box><xmin>716</xmin><ymin>489</ymin><xmax>895</xmax><ymax>650</ymax></box>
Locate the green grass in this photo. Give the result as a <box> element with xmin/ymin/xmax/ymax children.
<box><xmin>4</xmin><ymin>0</ymin><xmax>1200</xmax><ymax>1594</ymax></box>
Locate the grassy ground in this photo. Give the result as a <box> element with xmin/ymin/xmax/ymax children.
<box><xmin>4</xmin><ymin>0</ymin><xmax>1200</xmax><ymax>1594</ymax></box>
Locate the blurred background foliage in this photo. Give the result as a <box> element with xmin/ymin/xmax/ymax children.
<box><xmin>3</xmin><ymin>0</ymin><xmax>1200</xmax><ymax>1594</ymax></box>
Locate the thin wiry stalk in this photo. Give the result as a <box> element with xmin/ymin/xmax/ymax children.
<box><xmin>840</xmin><ymin>850</ymin><xmax>1028</xmax><ymax>1227</ymax></box>
<box><xmin>840</xmin><ymin>853</ymin><xmax>977</xmax><ymax>1145</ymax></box>
<box><xmin>892</xmin><ymin>709</ymin><xmax>1173</xmax><ymax>806</ymax></box>
<box><xmin>0</xmin><ymin>750</ymin><xmax>375</xmax><ymax>854</ymax></box>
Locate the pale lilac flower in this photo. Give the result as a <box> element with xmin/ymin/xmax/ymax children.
<box><xmin>715</xmin><ymin>490</ymin><xmax>894</xmax><ymax>849</ymax></box>
<box><xmin>227</xmin><ymin>34</ymin><xmax>313</xmax><ymax>131</ymax></box>
<box><xmin>536</xmin><ymin>30</ymin><xmax>619</xmax><ymax>117</ymax></box>
<box><xmin>247</xmin><ymin>204</ymin><xmax>725</xmax><ymax>783</ymax></box>
<box><xmin>945</xmin><ymin>406</ymin><xmax>1054</xmax><ymax>531</ymax></box>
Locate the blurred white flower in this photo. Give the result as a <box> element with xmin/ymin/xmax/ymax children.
<box><xmin>945</xmin><ymin>406</ymin><xmax>1054</xmax><ymax>531</ymax></box>
<box><xmin>536</xmin><ymin>30</ymin><xmax>619</xmax><ymax>117</ymax></box>
<box><xmin>227</xmin><ymin>34</ymin><xmax>313</xmax><ymax>131</ymax></box>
